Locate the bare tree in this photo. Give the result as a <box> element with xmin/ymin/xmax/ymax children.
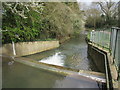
<box><xmin>96</xmin><ymin>0</ymin><xmax>119</xmax><ymax>26</ymax></box>
<box><xmin>82</xmin><ymin>3</ymin><xmax>103</xmax><ymax>28</ymax></box>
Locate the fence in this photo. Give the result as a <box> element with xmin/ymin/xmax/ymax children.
<box><xmin>110</xmin><ymin>27</ymin><xmax>120</xmax><ymax>76</ymax></box>
<box><xmin>89</xmin><ymin>30</ymin><xmax>111</xmax><ymax>49</ymax></box>
<box><xmin>89</xmin><ymin>27</ymin><xmax>120</xmax><ymax>80</ymax></box>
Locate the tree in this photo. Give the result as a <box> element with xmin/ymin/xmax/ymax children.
<box><xmin>2</xmin><ymin>2</ymin><xmax>44</xmax><ymax>43</ymax></box>
<box><xmin>2</xmin><ymin>2</ymin><xmax>84</xmax><ymax>44</ymax></box>
<box><xmin>83</xmin><ymin>3</ymin><xmax>104</xmax><ymax>28</ymax></box>
<box><xmin>82</xmin><ymin>1</ymin><xmax>119</xmax><ymax>29</ymax></box>
<box><xmin>96</xmin><ymin>0</ymin><xmax>118</xmax><ymax>27</ymax></box>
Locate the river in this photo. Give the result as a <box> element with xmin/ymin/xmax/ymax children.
<box><xmin>2</xmin><ymin>32</ymin><xmax>106</xmax><ymax>88</ymax></box>
<box><xmin>25</xmin><ymin>33</ymin><xmax>98</xmax><ymax>71</ymax></box>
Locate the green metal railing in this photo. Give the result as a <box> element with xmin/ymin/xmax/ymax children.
<box><xmin>89</xmin><ymin>30</ymin><xmax>111</xmax><ymax>49</ymax></box>
<box><xmin>89</xmin><ymin>27</ymin><xmax>120</xmax><ymax>81</ymax></box>
<box><xmin>110</xmin><ymin>27</ymin><xmax>120</xmax><ymax>81</ymax></box>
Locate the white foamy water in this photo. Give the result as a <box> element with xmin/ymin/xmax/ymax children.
<box><xmin>39</xmin><ymin>52</ymin><xmax>65</xmax><ymax>66</ymax></box>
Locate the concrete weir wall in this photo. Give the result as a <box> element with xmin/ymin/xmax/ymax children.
<box><xmin>87</xmin><ymin>44</ymin><xmax>105</xmax><ymax>73</ymax></box>
<box><xmin>1</xmin><ymin>41</ymin><xmax>59</xmax><ymax>57</ymax></box>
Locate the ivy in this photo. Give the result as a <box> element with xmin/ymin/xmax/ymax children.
<box><xmin>2</xmin><ymin>2</ymin><xmax>84</xmax><ymax>44</ymax></box>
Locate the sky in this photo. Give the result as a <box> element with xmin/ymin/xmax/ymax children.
<box><xmin>77</xmin><ymin>0</ymin><xmax>94</xmax><ymax>2</ymax></box>
<box><xmin>77</xmin><ymin>0</ymin><xmax>119</xmax><ymax>6</ymax></box>
<box><xmin>1</xmin><ymin>0</ymin><xmax>119</xmax><ymax>2</ymax></box>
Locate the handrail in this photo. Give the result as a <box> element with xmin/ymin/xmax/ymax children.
<box><xmin>111</xmin><ymin>27</ymin><xmax>120</xmax><ymax>30</ymax></box>
<box><xmin>91</xmin><ymin>46</ymin><xmax>111</xmax><ymax>88</ymax></box>
<box><xmin>88</xmin><ymin>27</ymin><xmax>120</xmax><ymax>81</ymax></box>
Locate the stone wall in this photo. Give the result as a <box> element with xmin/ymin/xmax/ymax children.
<box><xmin>1</xmin><ymin>41</ymin><xmax>59</xmax><ymax>57</ymax></box>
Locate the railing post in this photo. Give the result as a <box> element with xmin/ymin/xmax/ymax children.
<box><xmin>114</xmin><ymin>29</ymin><xmax>118</xmax><ymax>60</ymax></box>
<box><xmin>109</xmin><ymin>28</ymin><xmax>112</xmax><ymax>54</ymax></box>
<box><xmin>116</xmin><ymin>28</ymin><xmax>120</xmax><ymax>81</ymax></box>
<box><xmin>110</xmin><ymin>27</ymin><xmax>120</xmax><ymax>81</ymax></box>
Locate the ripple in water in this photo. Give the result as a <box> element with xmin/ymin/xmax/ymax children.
<box><xmin>39</xmin><ymin>52</ymin><xmax>65</xmax><ymax>66</ymax></box>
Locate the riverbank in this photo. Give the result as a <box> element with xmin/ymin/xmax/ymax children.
<box><xmin>59</xmin><ymin>36</ymin><xmax>70</xmax><ymax>44</ymax></box>
<box><xmin>1</xmin><ymin>41</ymin><xmax>59</xmax><ymax>57</ymax></box>
<box><xmin>2</xmin><ymin>33</ymin><xmax>107</xmax><ymax>88</ymax></box>
<box><xmin>86</xmin><ymin>30</ymin><xmax>119</xmax><ymax>88</ymax></box>
<box><xmin>1</xmin><ymin>35</ymin><xmax>73</xmax><ymax>57</ymax></box>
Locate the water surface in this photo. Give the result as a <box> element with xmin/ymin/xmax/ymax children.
<box><xmin>25</xmin><ymin>33</ymin><xmax>98</xmax><ymax>71</ymax></box>
<box><xmin>2</xmin><ymin>33</ymin><xmax>106</xmax><ymax>88</ymax></box>
<box><xmin>2</xmin><ymin>56</ymin><xmax>105</xmax><ymax>88</ymax></box>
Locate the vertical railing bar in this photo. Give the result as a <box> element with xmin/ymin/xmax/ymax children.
<box><xmin>113</xmin><ymin>29</ymin><xmax>118</xmax><ymax>60</ymax></box>
<box><xmin>98</xmin><ymin>31</ymin><xmax>100</xmax><ymax>45</ymax></box>
<box><xmin>109</xmin><ymin>28</ymin><xmax>113</xmax><ymax>54</ymax></box>
<box><xmin>103</xmin><ymin>30</ymin><xmax>104</xmax><ymax>47</ymax></box>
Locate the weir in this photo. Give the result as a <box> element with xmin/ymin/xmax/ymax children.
<box><xmin>15</xmin><ymin>57</ymin><xmax>106</xmax><ymax>83</ymax></box>
<box><xmin>2</xmin><ymin>33</ymin><xmax>107</xmax><ymax>88</ymax></box>
<box><xmin>2</xmin><ymin>55</ymin><xmax>106</xmax><ymax>88</ymax></box>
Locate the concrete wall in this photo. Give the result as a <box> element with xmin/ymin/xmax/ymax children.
<box><xmin>1</xmin><ymin>41</ymin><xmax>59</xmax><ymax>57</ymax></box>
<box><xmin>1</xmin><ymin>43</ymin><xmax>14</xmax><ymax>56</ymax></box>
<box><xmin>87</xmin><ymin>44</ymin><xmax>105</xmax><ymax>73</ymax></box>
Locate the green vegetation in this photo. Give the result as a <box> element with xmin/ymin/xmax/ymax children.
<box><xmin>87</xmin><ymin>32</ymin><xmax>90</xmax><ymax>39</ymax></box>
<box><xmin>2</xmin><ymin>2</ymin><xmax>84</xmax><ymax>44</ymax></box>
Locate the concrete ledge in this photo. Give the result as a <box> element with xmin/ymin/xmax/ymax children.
<box><xmin>88</xmin><ymin>42</ymin><xmax>119</xmax><ymax>88</ymax></box>
<box><xmin>1</xmin><ymin>41</ymin><xmax>59</xmax><ymax>57</ymax></box>
<box><xmin>14</xmin><ymin>57</ymin><xmax>106</xmax><ymax>83</ymax></box>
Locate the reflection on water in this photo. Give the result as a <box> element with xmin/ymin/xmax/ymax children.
<box><xmin>2</xmin><ymin>56</ymin><xmax>106</xmax><ymax>88</ymax></box>
<box><xmin>54</xmin><ymin>74</ymin><xmax>105</xmax><ymax>88</ymax></box>
<box><xmin>25</xmin><ymin>34</ymin><xmax>98</xmax><ymax>71</ymax></box>
<box><xmin>2</xmin><ymin>56</ymin><xmax>64</xmax><ymax>88</ymax></box>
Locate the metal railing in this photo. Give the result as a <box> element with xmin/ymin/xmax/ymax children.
<box><xmin>89</xmin><ymin>27</ymin><xmax>120</xmax><ymax>80</ymax></box>
<box><xmin>110</xmin><ymin>27</ymin><xmax>120</xmax><ymax>79</ymax></box>
<box><xmin>89</xmin><ymin>30</ymin><xmax>111</xmax><ymax>49</ymax></box>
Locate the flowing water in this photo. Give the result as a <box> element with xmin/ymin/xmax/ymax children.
<box><xmin>25</xmin><ymin>33</ymin><xmax>98</xmax><ymax>71</ymax></box>
<box><xmin>2</xmin><ymin>32</ymin><xmax>106</xmax><ymax>88</ymax></box>
<box><xmin>2</xmin><ymin>56</ymin><xmax>106</xmax><ymax>88</ymax></box>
